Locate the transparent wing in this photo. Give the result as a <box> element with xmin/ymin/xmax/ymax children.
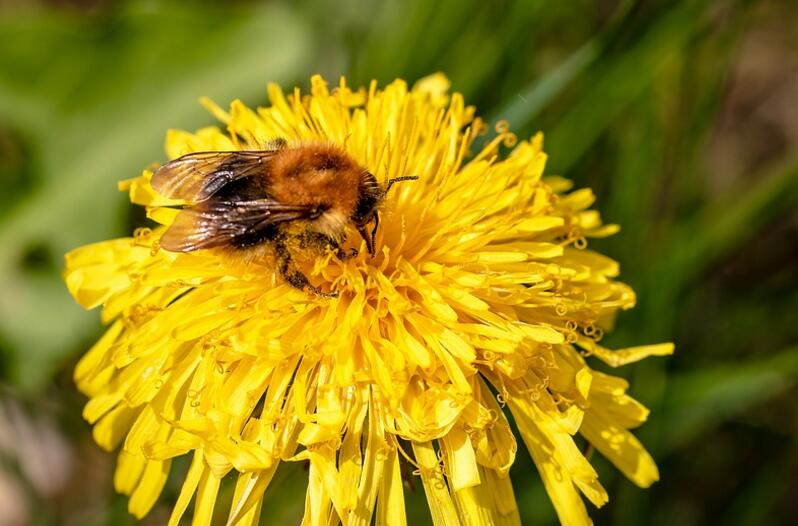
<box><xmin>159</xmin><ymin>199</ymin><xmax>315</xmax><ymax>252</ymax></box>
<box><xmin>151</xmin><ymin>150</ymin><xmax>278</xmax><ymax>203</ymax></box>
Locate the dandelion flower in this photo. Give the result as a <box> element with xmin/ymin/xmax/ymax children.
<box><xmin>65</xmin><ymin>74</ymin><xmax>673</xmax><ymax>526</ymax></box>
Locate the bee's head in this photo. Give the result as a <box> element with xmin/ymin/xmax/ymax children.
<box><xmin>351</xmin><ymin>171</ymin><xmax>382</xmax><ymax>256</ymax></box>
<box><xmin>352</xmin><ymin>172</ymin><xmax>418</xmax><ymax>256</ymax></box>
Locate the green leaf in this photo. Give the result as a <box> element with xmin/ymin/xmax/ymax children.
<box><xmin>720</xmin><ymin>460</ymin><xmax>792</xmax><ymax>526</ymax></box>
<box><xmin>662</xmin><ymin>345</ymin><xmax>798</xmax><ymax>451</ymax></box>
<box><xmin>546</xmin><ymin>1</ymin><xmax>705</xmax><ymax>173</ymax></box>
<box><xmin>670</xmin><ymin>157</ymin><xmax>798</xmax><ymax>281</ymax></box>
<box><xmin>487</xmin><ymin>39</ymin><xmax>599</xmax><ymax>130</ymax></box>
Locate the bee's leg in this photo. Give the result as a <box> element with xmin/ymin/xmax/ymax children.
<box><xmin>275</xmin><ymin>239</ymin><xmax>338</xmax><ymax>298</ymax></box>
<box><xmin>298</xmin><ymin>232</ymin><xmax>358</xmax><ymax>260</ymax></box>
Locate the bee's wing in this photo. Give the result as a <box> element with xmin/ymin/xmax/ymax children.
<box><xmin>159</xmin><ymin>199</ymin><xmax>315</xmax><ymax>252</ymax></box>
<box><xmin>151</xmin><ymin>150</ymin><xmax>278</xmax><ymax>203</ymax></box>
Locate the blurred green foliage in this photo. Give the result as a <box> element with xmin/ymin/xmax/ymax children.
<box><xmin>0</xmin><ymin>0</ymin><xmax>796</xmax><ymax>525</ymax></box>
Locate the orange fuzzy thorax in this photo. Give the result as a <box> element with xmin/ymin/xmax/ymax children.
<box><xmin>269</xmin><ymin>144</ymin><xmax>362</xmax><ymax>209</ymax></box>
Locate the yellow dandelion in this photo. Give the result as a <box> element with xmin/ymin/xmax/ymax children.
<box><xmin>65</xmin><ymin>74</ymin><xmax>673</xmax><ymax>526</ymax></box>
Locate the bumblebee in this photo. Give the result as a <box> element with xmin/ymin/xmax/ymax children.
<box><xmin>151</xmin><ymin>139</ymin><xmax>417</xmax><ymax>296</ymax></box>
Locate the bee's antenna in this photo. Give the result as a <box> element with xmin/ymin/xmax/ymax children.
<box><xmin>384</xmin><ymin>176</ymin><xmax>419</xmax><ymax>196</ymax></box>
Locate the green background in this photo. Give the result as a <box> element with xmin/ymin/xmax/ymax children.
<box><xmin>0</xmin><ymin>0</ymin><xmax>796</xmax><ymax>524</ymax></box>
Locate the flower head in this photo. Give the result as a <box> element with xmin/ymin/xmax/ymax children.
<box><xmin>65</xmin><ymin>74</ymin><xmax>673</xmax><ymax>525</ymax></box>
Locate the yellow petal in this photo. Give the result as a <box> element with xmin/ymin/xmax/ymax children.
<box><xmin>74</xmin><ymin>320</ymin><xmax>122</xmax><ymax>392</ymax></box>
<box><xmin>441</xmin><ymin>426</ymin><xmax>480</xmax><ymax>491</ymax></box>
<box><xmin>412</xmin><ymin>441</ymin><xmax>461</xmax><ymax>526</ymax></box>
<box><xmin>452</xmin><ymin>480</ymin><xmax>494</xmax><ymax>526</ymax></box>
<box><xmin>338</xmin><ymin>399</ymin><xmax>368</xmax><ymax>513</ymax></box>
<box><xmin>508</xmin><ymin>398</ymin><xmax>598</xmax><ymax>526</ymax></box>
<box><xmin>128</xmin><ymin>459</ymin><xmax>171</xmax><ymax>519</ymax></box>
<box><xmin>92</xmin><ymin>404</ymin><xmax>138</xmax><ymax>451</ymax></box>
<box><xmin>590</xmin><ymin>342</ymin><xmax>675</xmax><ymax>367</ymax></box>
<box><xmin>192</xmin><ymin>464</ymin><xmax>222</xmax><ymax>526</ymax></box>
<box><xmin>168</xmin><ymin>451</ymin><xmax>205</xmax><ymax>526</ymax></box>
<box><xmin>482</xmin><ymin>468</ymin><xmax>521</xmax><ymax>525</ymax></box>
<box><xmin>303</xmin><ymin>451</ymin><xmax>334</xmax><ymax>526</ymax></box>
<box><xmin>114</xmin><ymin>449</ymin><xmax>145</xmax><ymax>496</ymax></box>
<box><xmin>227</xmin><ymin>467</ymin><xmax>278</xmax><ymax>526</ymax></box>
<box><xmin>348</xmin><ymin>396</ymin><xmax>386</xmax><ymax>525</ymax></box>
<box><xmin>375</xmin><ymin>446</ymin><xmax>407</xmax><ymax>526</ymax></box>
<box><xmin>515</xmin><ymin>216</ymin><xmax>565</xmax><ymax>233</ymax></box>
<box><xmin>581</xmin><ymin>410</ymin><xmax>659</xmax><ymax>488</ymax></box>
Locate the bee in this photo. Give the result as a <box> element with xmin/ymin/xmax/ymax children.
<box><xmin>151</xmin><ymin>139</ymin><xmax>417</xmax><ymax>297</ymax></box>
